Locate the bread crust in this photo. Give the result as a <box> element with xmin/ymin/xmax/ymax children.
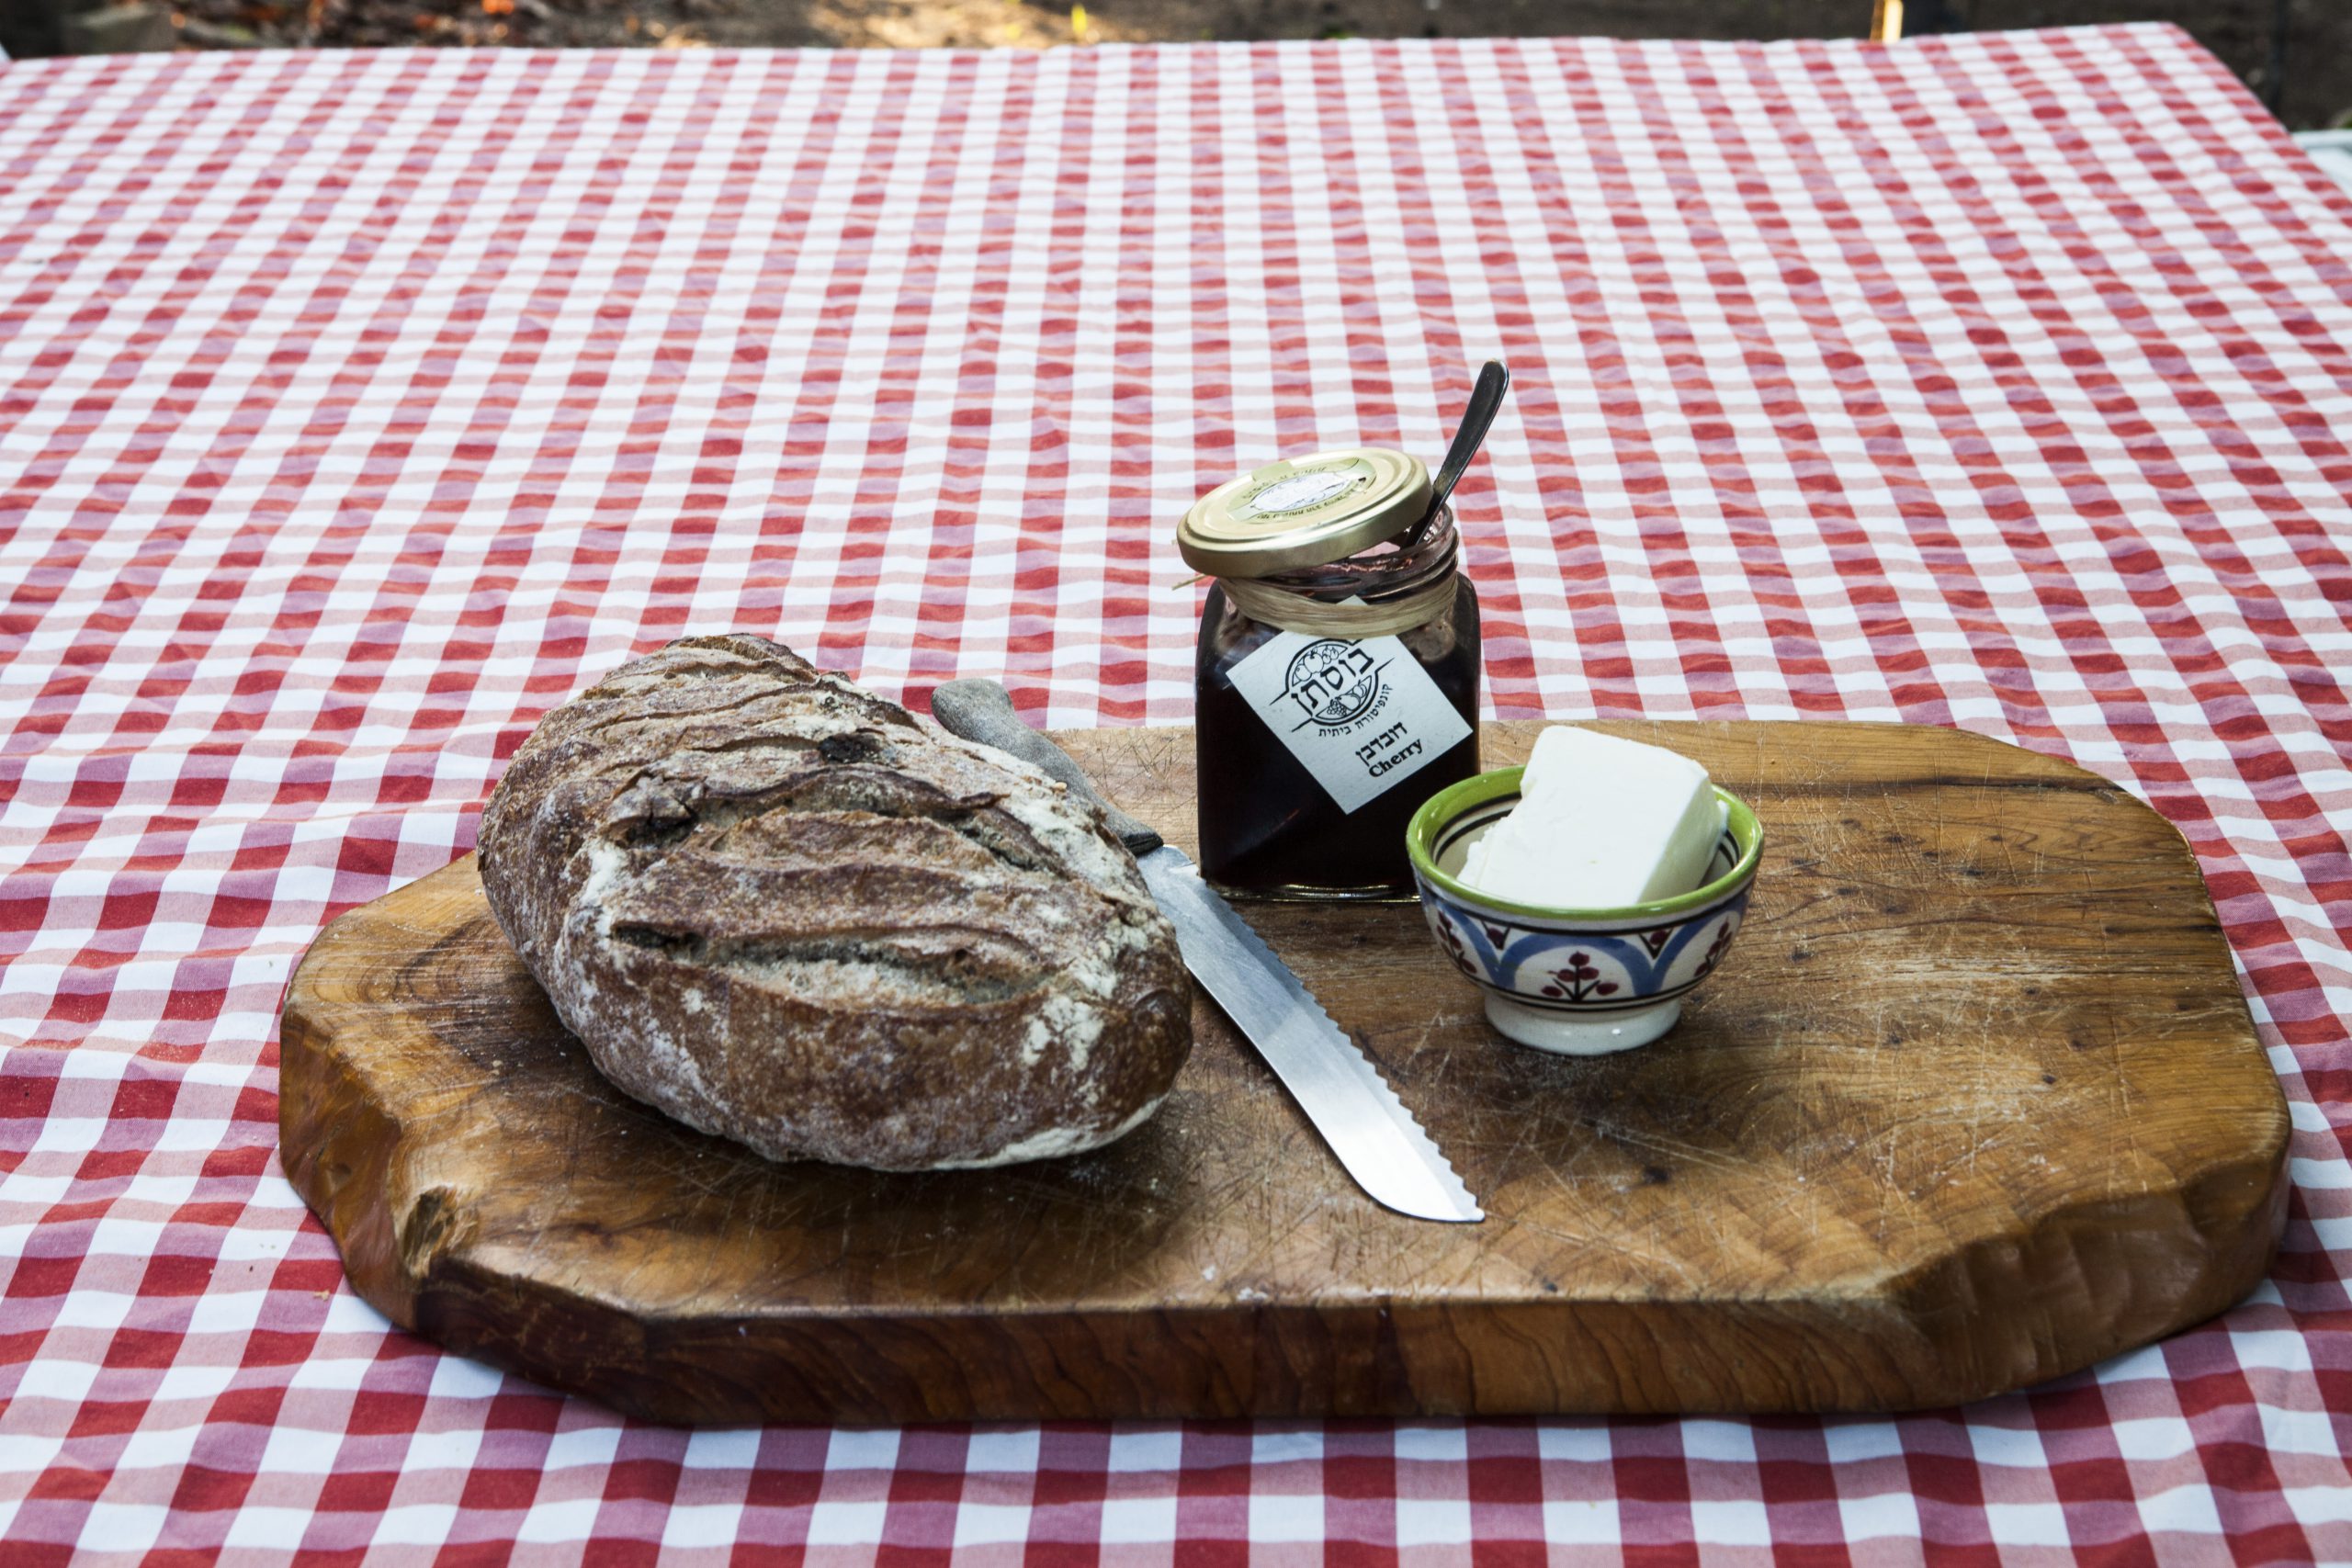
<box><xmin>478</xmin><ymin>635</ymin><xmax>1192</xmax><ymax>1169</ymax></box>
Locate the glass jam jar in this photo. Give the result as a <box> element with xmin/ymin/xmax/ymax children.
<box><xmin>1180</xmin><ymin>447</ymin><xmax>1481</xmax><ymax>899</ymax></box>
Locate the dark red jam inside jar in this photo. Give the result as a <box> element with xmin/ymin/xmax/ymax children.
<box><xmin>1192</xmin><ymin>503</ymin><xmax>1481</xmax><ymax>899</ymax></box>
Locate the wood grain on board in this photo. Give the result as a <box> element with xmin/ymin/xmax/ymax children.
<box><xmin>278</xmin><ymin>720</ymin><xmax>2289</xmax><ymax>1423</ymax></box>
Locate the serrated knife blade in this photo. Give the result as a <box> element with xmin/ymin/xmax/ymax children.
<box><xmin>1135</xmin><ymin>845</ymin><xmax>1484</xmax><ymax>1224</ymax></box>
<box><xmin>926</xmin><ymin>678</ymin><xmax>1483</xmax><ymax>1225</ymax></box>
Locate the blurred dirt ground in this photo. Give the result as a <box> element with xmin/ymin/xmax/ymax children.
<box><xmin>138</xmin><ymin>0</ymin><xmax>2352</xmax><ymax>131</ymax></box>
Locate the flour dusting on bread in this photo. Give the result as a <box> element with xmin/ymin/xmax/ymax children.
<box><xmin>478</xmin><ymin>634</ymin><xmax>1192</xmax><ymax>1170</ymax></box>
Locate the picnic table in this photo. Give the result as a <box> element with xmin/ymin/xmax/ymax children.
<box><xmin>4</xmin><ymin>22</ymin><xmax>2349</xmax><ymax>1562</ymax></box>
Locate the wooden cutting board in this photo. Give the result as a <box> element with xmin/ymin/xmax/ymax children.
<box><xmin>278</xmin><ymin>720</ymin><xmax>2288</xmax><ymax>1423</ymax></box>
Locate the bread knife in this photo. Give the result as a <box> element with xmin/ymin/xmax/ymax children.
<box><xmin>929</xmin><ymin>679</ymin><xmax>1483</xmax><ymax>1224</ymax></box>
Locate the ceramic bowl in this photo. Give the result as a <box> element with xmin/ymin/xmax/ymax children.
<box><xmin>1406</xmin><ymin>768</ymin><xmax>1764</xmax><ymax>1055</ymax></box>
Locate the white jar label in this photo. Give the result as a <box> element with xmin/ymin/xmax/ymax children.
<box><xmin>1224</xmin><ymin>629</ymin><xmax>1474</xmax><ymax>813</ymax></box>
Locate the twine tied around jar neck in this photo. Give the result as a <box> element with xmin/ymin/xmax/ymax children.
<box><xmin>1215</xmin><ymin>570</ymin><xmax>1460</xmax><ymax>639</ymax></box>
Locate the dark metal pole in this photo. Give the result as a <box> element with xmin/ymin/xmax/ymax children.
<box><xmin>2267</xmin><ymin>0</ymin><xmax>2292</xmax><ymax>118</ymax></box>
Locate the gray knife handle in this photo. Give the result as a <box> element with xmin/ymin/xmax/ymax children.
<box><xmin>930</xmin><ymin>679</ymin><xmax>1165</xmax><ymax>856</ymax></box>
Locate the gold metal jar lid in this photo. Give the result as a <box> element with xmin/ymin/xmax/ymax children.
<box><xmin>1177</xmin><ymin>447</ymin><xmax>1432</xmax><ymax>578</ymax></box>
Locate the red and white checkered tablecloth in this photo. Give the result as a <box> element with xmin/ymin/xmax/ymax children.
<box><xmin>2</xmin><ymin>21</ymin><xmax>2347</xmax><ymax>1563</ymax></box>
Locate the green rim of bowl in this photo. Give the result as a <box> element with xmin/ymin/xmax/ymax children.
<box><xmin>1406</xmin><ymin>766</ymin><xmax>1765</xmax><ymax>922</ymax></box>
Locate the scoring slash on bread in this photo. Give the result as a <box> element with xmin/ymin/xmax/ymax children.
<box><xmin>478</xmin><ymin>634</ymin><xmax>1193</xmax><ymax>1170</ymax></box>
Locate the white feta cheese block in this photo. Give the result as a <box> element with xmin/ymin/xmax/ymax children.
<box><xmin>1461</xmin><ymin>727</ymin><xmax>1726</xmax><ymax>908</ymax></box>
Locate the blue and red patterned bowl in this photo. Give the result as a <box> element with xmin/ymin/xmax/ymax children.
<box><xmin>1406</xmin><ymin>766</ymin><xmax>1764</xmax><ymax>1055</ymax></box>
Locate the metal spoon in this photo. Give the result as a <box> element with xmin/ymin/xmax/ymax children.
<box><xmin>1400</xmin><ymin>359</ymin><xmax>1510</xmax><ymax>549</ymax></box>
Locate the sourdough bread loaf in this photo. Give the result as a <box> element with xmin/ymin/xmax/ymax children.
<box><xmin>478</xmin><ymin>635</ymin><xmax>1191</xmax><ymax>1170</ymax></box>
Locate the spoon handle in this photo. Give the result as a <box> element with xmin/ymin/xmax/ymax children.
<box><xmin>1406</xmin><ymin>359</ymin><xmax>1510</xmax><ymax>547</ymax></box>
